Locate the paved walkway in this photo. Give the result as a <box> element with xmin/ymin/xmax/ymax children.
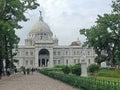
<box><xmin>0</xmin><ymin>73</ymin><xmax>77</xmax><ymax>90</ymax></box>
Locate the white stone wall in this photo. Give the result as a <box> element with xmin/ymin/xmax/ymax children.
<box><xmin>52</xmin><ymin>46</ymin><xmax>95</xmax><ymax>67</ymax></box>
<box><xmin>14</xmin><ymin>45</ymin><xmax>96</xmax><ymax>69</ymax></box>
<box><xmin>14</xmin><ymin>17</ymin><xmax>96</xmax><ymax>69</ymax></box>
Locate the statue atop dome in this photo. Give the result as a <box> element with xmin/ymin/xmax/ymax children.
<box><xmin>29</xmin><ymin>10</ymin><xmax>53</xmax><ymax>36</ymax></box>
<box><xmin>39</xmin><ymin>10</ymin><xmax>43</xmax><ymax>21</ymax></box>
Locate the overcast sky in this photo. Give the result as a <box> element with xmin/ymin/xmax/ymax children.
<box><xmin>16</xmin><ymin>0</ymin><xmax>113</xmax><ymax>45</ymax></box>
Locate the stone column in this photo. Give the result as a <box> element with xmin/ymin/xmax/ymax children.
<box><xmin>40</xmin><ymin>59</ymin><xmax>42</xmax><ymax>67</ymax></box>
<box><xmin>46</xmin><ymin>59</ymin><xmax>48</xmax><ymax>67</ymax></box>
<box><xmin>45</xmin><ymin>59</ymin><xmax>46</xmax><ymax>67</ymax></box>
<box><xmin>49</xmin><ymin>48</ymin><xmax>53</xmax><ymax>68</ymax></box>
<box><xmin>81</xmin><ymin>60</ymin><xmax>88</xmax><ymax>77</ymax></box>
<box><xmin>35</xmin><ymin>48</ymin><xmax>39</xmax><ymax>68</ymax></box>
<box><xmin>40</xmin><ymin>58</ymin><xmax>42</xmax><ymax>67</ymax></box>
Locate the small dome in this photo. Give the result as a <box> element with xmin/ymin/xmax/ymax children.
<box><xmin>70</xmin><ymin>41</ymin><xmax>80</xmax><ymax>46</ymax></box>
<box><xmin>70</xmin><ymin>39</ymin><xmax>81</xmax><ymax>46</ymax></box>
<box><xmin>29</xmin><ymin>19</ymin><xmax>53</xmax><ymax>35</ymax></box>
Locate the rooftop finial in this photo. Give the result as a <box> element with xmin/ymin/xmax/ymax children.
<box><xmin>39</xmin><ymin>10</ymin><xmax>43</xmax><ymax>21</ymax></box>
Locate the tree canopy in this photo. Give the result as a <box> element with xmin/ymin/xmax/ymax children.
<box><xmin>0</xmin><ymin>0</ymin><xmax>39</xmax><ymax>73</ymax></box>
<box><xmin>80</xmin><ymin>0</ymin><xmax>120</xmax><ymax>66</ymax></box>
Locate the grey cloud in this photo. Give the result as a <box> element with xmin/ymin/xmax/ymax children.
<box><xmin>16</xmin><ymin>0</ymin><xmax>113</xmax><ymax>45</ymax></box>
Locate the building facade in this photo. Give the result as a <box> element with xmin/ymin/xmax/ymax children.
<box><xmin>14</xmin><ymin>15</ymin><xmax>96</xmax><ymax>69</ymax></box>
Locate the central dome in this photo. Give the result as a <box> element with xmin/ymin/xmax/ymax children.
<box><xmin>29</xmin><ymin>18</ymin><xmax>53</xmax><ymax>35</ymax></box>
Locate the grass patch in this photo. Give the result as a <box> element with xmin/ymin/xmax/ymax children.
<box><xmin>97</xmin><ymin>70</ymin><xmax>120</xmax><ymax>78</ymax></box>
<box><xmin>95</xmin><ymin>76</ymin><xmax>120</xmax><ymax>81</ymax></box>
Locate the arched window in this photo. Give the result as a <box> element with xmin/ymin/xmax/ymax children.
<box><xmin>74</xmin><ymin>51</ymin><xmax>76</xmax><ymax>55</ymax></box>
<box><xmin>66</xmin><ymin>59</ymin><xmax>68</xmax><ymax>65</ymax></box>
<box><xmin>74</xmin><ymin>59</ymin><xmax>76</xmax><ymax>64</ymax></box>
<box><xmin>53</xmin><ymin>51</ymin><xmax>56</xmax><ymax>55</ymax></box>
<box><xmin>88</xmin><ymin>59</ymin><xmax>90</xmax><ymax>64</ymax></box>
<box><xmin>58</xmin><ymin>51</ymin><xmax>60</xmax><ymax>55</ymax></box>
<box><xmin>30</xmin><ymin>60</ymin><xmax>33</xmax><ymax>65</ymax></box>
<box><xmin>58</xmin><ymin>60</ymin><xmax>61</xmax><ymax>65</ymax></box>
<box><xmin>53</xmin><ymin>60</ymin><xmax>56</xmax><ymax>65</ymax></box>
<box><xmin>66</xmin><ymin>51</ymin><xmax>68</xmax><ymax>55</ymax></box>
<box><xmin>26</xmin><ymin>60</ymin><xmax>28</xmax><ymax>65</ymax></box>
<box><xmin>30</xmin><ymin>51</ymin><xmax>33</xmax><ymax>56</ymax></box>
<box><xmin>78</xmin><ymin>59</ymin><xmax>80</xmax><ymax>63</ymax></box>
<box><xmin>88</xmin><ymin>51</ymin><xmax>90</xmax><ymax>55</ymax></box>
<box><xmin>26</xmin><ymin>51</ymin><xmax>28</xmax><ymax>56</ymax></box>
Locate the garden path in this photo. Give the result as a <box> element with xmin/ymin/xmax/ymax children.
<box><xmin>0</xmin><ymin>72</ymin><xmax>77</xmax><ymax>90</ymax></box>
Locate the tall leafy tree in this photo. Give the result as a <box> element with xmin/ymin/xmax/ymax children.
<box><xmin>96</xmin><ymin>14</ymin><xmax>120</xmax><ymax>66</ymax></box>
<box><xmin>80</xmin><ymin>0</ymin><xmax>120</xmax><ymax>66</ymax></box>
<box><xmin>112</xmin><ymin>0</ymin><xmax>120</xmax><ymax>65</ymax></box>
<box><xmin>80</xmin><ymin>25</ymin><xmax>109</xmax><ymax>65</ymax></box>
<box><xmin>0</xmin><ymin>0</ymin><xmax>39</xmax><ymax>73</ymax></box>
<box><xmin>112</xmin><ymin>0</ymin><xmax>120</xmax><ymax>14</ymax></box>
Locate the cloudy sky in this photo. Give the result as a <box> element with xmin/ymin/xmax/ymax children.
<box><xmin>16</xmin><ymin>0</ymin><xmax>113</xmax><ymax>45</ymax></box>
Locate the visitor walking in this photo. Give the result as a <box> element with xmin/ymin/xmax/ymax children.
<box><xmin>31</xmin><ymin>68</ymin><xmax>34</xmax><ymax>74</ymax></box>
<box><xmin>14</xmin><ymin>68</ymin><xmax>18</xmax><ymax>74</ymax></box>
<box><xmin>6</xmin><ymin>67</ymin><xmax>10</xmax><ymax>76</ymax></box>
<box><xmin>0</xmin><ymin>69</ymin><xmax>2</xmax><ymax>79</ymax></box>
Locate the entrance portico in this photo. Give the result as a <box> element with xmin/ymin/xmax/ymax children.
<box><xmin>38</xmin><ymin>49</ymin><xmax>49</xmax><ymax>67</ymax></box>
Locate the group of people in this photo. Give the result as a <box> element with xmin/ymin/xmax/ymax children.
<box><xmin>6</xmin><ymin>67</ymin><xmax>18</xmax><ymax>76</ymax></box>
<box><xmin>0</xmin><ymin>67</ymin><xmax>37</xmax><ymax>80</ymax></box>
<box><xmin>0</xmin><ymin>67</ymin><xmax>18</xmax><ymax>80</ymax></box>
<box><xmin>23</xmin><ymin>68</ymin><xmax>37</xmax><ymax>75</ymax></box>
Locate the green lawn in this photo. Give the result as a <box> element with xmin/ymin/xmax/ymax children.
<box><xmin>90</xmin><ymin>70</ymin><xmax>120</xmax><ymax>81</ymax></box>
<box><xmin>95</xmin><ymin>76</ymin><xmax>120</xmax><ymax>81</ymax></box>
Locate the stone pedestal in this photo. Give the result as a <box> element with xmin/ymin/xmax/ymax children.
<box><xmin>81</xmin><ymin>60</ymin><xmax>88</xmax><ymax>77</ymax></box>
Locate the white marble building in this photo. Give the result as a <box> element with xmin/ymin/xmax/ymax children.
<box><xmin>14</xmin><ymin>14</ymin><xmax>96</xmax><ymax>69</ymax></box>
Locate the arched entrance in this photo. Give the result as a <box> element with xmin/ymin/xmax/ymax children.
<box><xmin>38</xmin><ymin>49</ymin><xmax>49</xmax><ymax>67</ymax></box>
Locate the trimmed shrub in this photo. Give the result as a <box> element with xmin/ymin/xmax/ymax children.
<box><xmin>71</xmin><ymin>64</ymin><xmax>81</xmax><ymax>76</ymax></box>
<box><xmin>42</xmin><ymin>68</ymin><xmax>62</xmax><ymax>72</ymax></box>
<box><xmin>54</xmin><ymin>65</ymin><xmax>66</xmax><ymax>68</ymax></box>
<box><xmin>39</xmin><ymin>69</ymin><xmax>120</xmax><ymax>90</ymax></box>
<box><xmin>62</xmin><ymin>66</ymin><xmax>70</xmax><ymax>74</ymax></box>
<box><xmin>88</xmin><ymin>64</ymin><xmax>100</xmax><ymax>74</ymax></box>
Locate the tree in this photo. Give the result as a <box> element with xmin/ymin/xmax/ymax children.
<box><xmin>96</xmin><ymin>14</ymin><xmax>120</xmax><ymax>66</ymax></box>
<box><xmin>0</xmin><ymin>0</ymin><xmax>39</xmax><ymax>73</ymax></box>
<box><xmin>80</xmin><ymin>0</ymin><xmax>120</xmax><ymax>66</ymax></box>
<box><xmin>95</xmin><ymin>55</ymin><xmax>107</xmax><ymax>66</ymax></box>
<box><xmin>112</xmin><ymin>0</ymin><xmax>120</xmax><ymax>14</ymax></box>
<box><xmin>111</xmin><ymin>0</ymin><xmax>120</xmax><ymax>65</ymax></box>
<box><xmin>80</xmin><ymin>25</ymin><xmax>109</xmax><ymax>65</ymax></box>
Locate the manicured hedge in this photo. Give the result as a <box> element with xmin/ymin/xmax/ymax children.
<box><xmin>87</xmin><ymin>64</ymin><xmax>100</xmax><ymax>74</ymax></box>
<box><xmin>71</xmin><ymin>64</ymin><xmax>81</xmax><ymax>76</ymax></box>
<box><xmin>62</xmin><ymin>66</ymin><xmax>70</xmax><ymax>74</ymax></box>
<box><xmin>39</xmin><ymin>69</ymin><xmax>120</xmax><ymax>90</ymax></box>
